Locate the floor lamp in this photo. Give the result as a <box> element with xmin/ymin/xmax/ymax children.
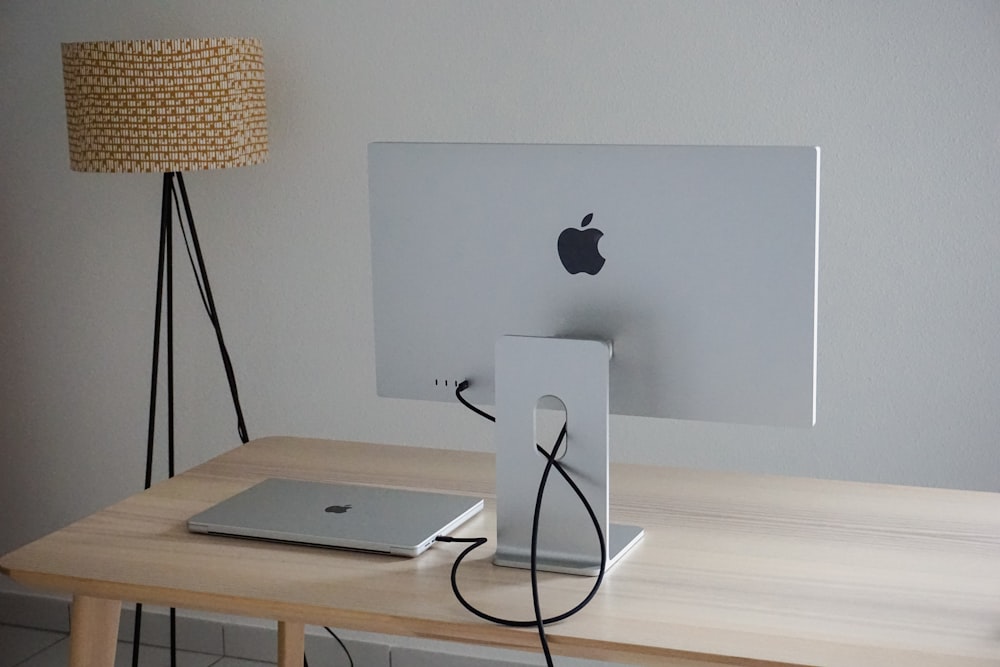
<box><xmin>60</xmin><ymin>38</ymin><xmax>269</xmax><ymax>666</ymax></box>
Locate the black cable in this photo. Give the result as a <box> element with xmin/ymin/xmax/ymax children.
<box><xmin>454</xmin><ymin>380</ymin><xmax>496</xmax><ymax>423</ymax></box>
<box><xmin>436</xmin><ymin>436</ymin><xmax>605</xmax><ymax>667</ymax></box>
<box><xmin>135</xmin><ymin>174</ymin><xmax>254</xmax><ymax>667</ymax></box>
<box><xmin>441</xmin><ymin>381</ymin><xmax>609</xmax><ymax>666</ymax></box>
<box><xmin>173</xmin><ymin>173</ymin><xmax>250</xmax><ymax>444</ymax></box>
<box><xmin>171</xmin><ymin>182</ymin><xmax>211</xmax><ymax>314</ymax></box>
<box><xmin>530</xmin><ymin>423</ymin><xmax>565</xmax><ymax>665</ymax></box>
<box><xmin>325</xmin><ymin>626</ymin><xmax>355</xmax><ymax>667</ymax></box>
<box><xmin>172</xmin><ymin>175</ymin><xmax>338</xmax><ymax>667</ymax></box>
<box><xmin>299</xmin><ymin>627</ymin><xmax>353</xmax><ymax>667</ymax></box>
<box><xmin>435</xmin><ymin>440</ymin><xmax>606</xmax><ymax>627</ymax></box>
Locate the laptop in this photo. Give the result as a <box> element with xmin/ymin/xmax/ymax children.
<box><xmin>187</xmin><ymin>478</ymin><xmax>484</xmax><ymax>557</ymax></box>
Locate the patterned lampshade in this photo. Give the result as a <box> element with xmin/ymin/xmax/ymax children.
<box><xmin>61</xmin><ymin>38</ymin><xmax>269</xmax><ymax>173</ymax></box>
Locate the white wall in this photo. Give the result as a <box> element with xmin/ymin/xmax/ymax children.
<box><xmin>2</xmin><ymin>0</ymin><xmax>999</xmax><ymax>568</ymax></box>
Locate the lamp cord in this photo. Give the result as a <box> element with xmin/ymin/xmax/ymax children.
<box><xmin>173</xmin><ymin>173</ymin><xmax>250</xmax><ymax>444</ymax></box>
<box><xmin>134</xmin><ymin>172</ymin><xmax>255</xmax><ymax>667</ymax></box>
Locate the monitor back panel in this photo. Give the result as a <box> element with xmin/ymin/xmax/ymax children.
<box><xmin>369</xmin><ymin>142</ymin><xmax>819</xmax><ymax>427</ymax></box>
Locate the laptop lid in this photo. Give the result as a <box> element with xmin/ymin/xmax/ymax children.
<box><xmin>187</xmin><ymin>478</ymin><xmax>484</xmax><ymax>557</ymax></box>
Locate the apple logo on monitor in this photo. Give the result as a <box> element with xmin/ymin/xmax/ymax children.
<box><xmin>325</xmin><ymin>504</ymin><xmax>352</xmax><ymax>514</ymax></box>
<box><xmin>557</xmin><ymin>213</ymin><xmax>605</xmax><ymax>275</ymax></box>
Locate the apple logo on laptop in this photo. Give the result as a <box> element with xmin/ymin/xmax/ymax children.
<box><xmin>557</xmin><ymin>213</ymin><xmax>605</xmax><ymax>275</ymax></box>
<box><xmin>325</xmin><ymin>504</ymin><xmax>352</xmax><ymax>514</ymax></box>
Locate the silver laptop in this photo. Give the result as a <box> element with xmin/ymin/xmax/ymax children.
<box><xmin>187</xmin><ymin>478</ymin><xmax>484</xmax><ymax>557</ymax></box>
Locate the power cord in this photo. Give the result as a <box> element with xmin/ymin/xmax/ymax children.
<box><xmin>440</xmin><ymin>381</ymin><xmax>608</xmax><ymax>666</ymax></box>
<box><xmin>324</xmin><ymin>626</ymin><xmax>354</xmax><ymax>666</ymax></box>
<box><xmin>133</xmin><ymin>174</ymin><xmax>254</xmax><ymax>667</ymax></box>
<box><xmin>166</xmin><ymin>177</ymin><xmax>354</xmax><ymax>667</ymax></box>
<box><xmin>172</xmin><ymin>174</ymin><xmax>249</xmax><ymax>445</ymax></box>
<box><xmin>302</xmin><ymin>627</ymin><xmax>354</xmax><ymax>667</ymax></box>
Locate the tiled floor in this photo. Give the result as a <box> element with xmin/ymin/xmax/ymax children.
<box><xmin>0</xmin><ymin>623</ymin><xmax>275</xmax><ymax>667</ymax></box>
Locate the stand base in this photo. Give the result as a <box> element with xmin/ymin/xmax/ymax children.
<box><xmin>494</xmin><ymin>523</ymin><xmax>644</xmax><ymax>576</ymax></box>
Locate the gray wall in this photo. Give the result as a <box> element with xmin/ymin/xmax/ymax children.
<box><xmin>2</xmin><ymin>1</ymin><xmax>999</xmax><ymax>571</ymax></box>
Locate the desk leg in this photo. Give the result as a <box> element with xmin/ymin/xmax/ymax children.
<box><xmin>69</xmin><ymin>595</ymin><xmax>121</xmax><ymax>667</ymax></box>
<box><xmin>277</xmin><ymin>620</ymin><xmax>305</xmax><ymax>667</ymax></box>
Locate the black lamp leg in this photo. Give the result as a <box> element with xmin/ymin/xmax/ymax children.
<box><xmin>133</xmin><ymin>172</ymin><xmax>178</xmax><ymax>667</ymax></box>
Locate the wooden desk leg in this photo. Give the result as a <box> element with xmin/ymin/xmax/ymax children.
<box><xmin>277</xmin><ymin>620</ymin><xmax>305</xmax><ymax>667</ymax></box>
<box><xmin>69</xmin><ymin>595</ymin><xmax>121</xmax><ymax>667</ymax></box>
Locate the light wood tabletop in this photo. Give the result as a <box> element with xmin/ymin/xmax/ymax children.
<box><xmin>2</xmin><ymin>436</ymin><xmax>1000</xmax><ymax>666</ymax></box>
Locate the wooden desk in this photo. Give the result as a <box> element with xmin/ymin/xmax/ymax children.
<box><xmin>2</xmin><ymin>437</ymin><xmax>999</xmax><ymax>666</ymax></box>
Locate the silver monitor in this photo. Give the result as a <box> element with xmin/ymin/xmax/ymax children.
<box><xmin>369</xmin><ymin>142</ymin><xmax>820</xmax><ymax>573</ymax></box>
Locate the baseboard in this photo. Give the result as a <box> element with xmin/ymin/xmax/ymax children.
<box><xmin>0</xmin><ymin>589</ymin><xmax>70</xmax><ymax>633</ymax></box>
<box><xmin>0</xmin><ymin>589</ymin><xmax>613</xmax><ymax>666</ymax></box>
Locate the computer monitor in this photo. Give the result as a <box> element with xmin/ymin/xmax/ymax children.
<box><xmin>368</xmin><ymin>142</ymin><xmax>820</xmax><ymax>573</ymax></box>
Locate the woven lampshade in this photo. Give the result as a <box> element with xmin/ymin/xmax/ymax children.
<box><xmin>61</xmin><ymin>38</ymin><xmax>269</xmax><ymax>173</ymax></box>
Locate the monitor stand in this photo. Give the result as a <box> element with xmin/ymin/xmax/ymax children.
<box><xmin>494</xmin><ymin>335</ymin><xmax>644</xmax><ymax>576</ymax></box>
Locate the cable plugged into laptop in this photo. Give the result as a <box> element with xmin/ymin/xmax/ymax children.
<box><xmin>435</xmin><ymin>535</ymin><xmax>483</xmax><ymax>544</ymax></box>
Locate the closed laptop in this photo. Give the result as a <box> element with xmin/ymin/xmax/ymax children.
<box><xmin>187</xmin><ymin>478</ymin><xmax>484</xmax><ymax>557</ymax></box>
